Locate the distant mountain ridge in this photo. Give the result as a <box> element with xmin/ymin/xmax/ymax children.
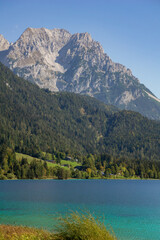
<box><xmin>0</xmin><ymin>27</ymin><xmax>160</xmax><ymax>120</ymax></box>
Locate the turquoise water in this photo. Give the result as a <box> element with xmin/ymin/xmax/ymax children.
<box><xmin>0</xmin><ymin>180</ymin><xmax>160</xmax><ymax>240</ymax></box>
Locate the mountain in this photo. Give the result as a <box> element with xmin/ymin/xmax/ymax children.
<box><xmin>0</xmin><ymin>27</ymin><xmax>160</xmax><ymax>120</ymax></box>
<box><xmin>0</xmin><ymin>62</ymin><xmax>160</xmax><ymax>160</ymax></box>
<box><xmin>0</xmin><ymin>34</ymin><xmax>10</xmax><ymax>51</ymax></box>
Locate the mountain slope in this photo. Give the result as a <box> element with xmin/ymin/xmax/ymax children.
<box><xmin>0</xmin><ymin>28</ymin><xmax>160</xmax><ymax>120</ymax></box>
<box><xmin>0</xmin><ymin>62</ymin><xmax>160</xmax><ymax>160</ymax></box>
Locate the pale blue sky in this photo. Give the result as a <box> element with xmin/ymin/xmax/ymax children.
<box><xmin>0</xmin><ymin>0</ymin><xmax>160</xmax><ymax>98</ymax></box>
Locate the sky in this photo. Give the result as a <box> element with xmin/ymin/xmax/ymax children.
<box><xmin>0</xmin><ymin>0</ymin><xmax>160</xmax><ymax>98</ymax></box>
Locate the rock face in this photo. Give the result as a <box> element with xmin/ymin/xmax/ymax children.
<box><xmin>0</xmin><ymin>27</ymin><xmax>160</xmax><ymax>120</ymax></box>
<box><xmin>0</xmin><ymin>34</ymin><xmax>10</xmax><ymax>51</ymax></box>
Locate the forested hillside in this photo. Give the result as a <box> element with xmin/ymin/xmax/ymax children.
<box><xmin>0</xmin><ymin>62</ymin><xmax>160</xmax><ymax>161</ymax></box>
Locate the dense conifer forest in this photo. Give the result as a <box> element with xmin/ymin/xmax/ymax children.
<box><xmin>0</xmin><ymin>62</ymin><xmax>160</xmax><ymax>179</ymax></box>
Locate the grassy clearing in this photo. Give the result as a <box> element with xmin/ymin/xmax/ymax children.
<box><xmin>15</xmin><ymin>153</ymin><xmax>81</xmax><ymax>169</ymax></box>
<box><xmin>61</xmin><ymin>160</ymin><xmax>81</xmax><ymax>168</ymax></box>
<box><xmin>16</xmin><ymin>153</ymin><xmax>62</xmax><ymax>168</ymax></box>
<box><xmin>0</xmin><ymin>212</ymin><xmax>116</xmax><ymax>240</ymax></box>
<box><xmin>16</xmin><ymin>153</ymin><xmax>41</xmax><ymax>163</ymax></box>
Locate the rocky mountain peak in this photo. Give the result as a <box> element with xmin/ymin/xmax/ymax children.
<box><xmin>72</xmin><ymin>32</ymin><xmax>92</xmax><ymax>43</ymax></box>
<box><xmin>15</xmin><ymin>27</ymin><xmax>71</xmax><ymax>52</ymax></box>
<box><xmin>0</xmin><ymin>34</ymin><xmax>10</xmax><ymax>51</ymax></box>
<box><xmin>70</xmin><ymin>32</ymin><xmax>103</xmax><ymax>52</ymax></box>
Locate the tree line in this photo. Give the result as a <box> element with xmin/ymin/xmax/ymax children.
<box><xmin>1</xmin><ymin>145</ymin><xmax>160</xmax><ymax>180</ymax></box>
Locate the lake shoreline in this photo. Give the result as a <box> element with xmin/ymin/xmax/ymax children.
<box><xmin>0</xmin><ymin>176</ymin><xmax>159</xmax><ymax>181</ymax></box>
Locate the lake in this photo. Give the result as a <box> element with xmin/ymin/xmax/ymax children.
<box><xmin>0</xmin><ymin>179</ymin><xmax>160</xmax><ymax>240</ymax></box>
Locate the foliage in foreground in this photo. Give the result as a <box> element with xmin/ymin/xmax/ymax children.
<box><xmin>55</xmin><ymin>212</ymin><xmax>116</xmax><ymax>240</ymax></box>
<box><xmin>0</xmin><ymin>225</ymin><xmax>53</xmax><ymax>240</ymax></box>
<box><xmin>0</xmin><ymin>212</ymin><xmax>116</xmax><ymax>240</ymax></box>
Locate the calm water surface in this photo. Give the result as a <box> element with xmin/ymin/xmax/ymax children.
<box><xmin>0</xmin><ymin>179</ymin><xmax>160</xmax><ymax>240</ymax></box>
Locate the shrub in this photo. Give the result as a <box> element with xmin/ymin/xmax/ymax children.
<box><xmin>6</xmin><ymin>173</ymin><xmax>17</xmax><ymax>179</ymax></box>
<box><xmin>0</xmin><ymin>175</ymin><xmax>8</xmax><ymax>180</ymax></box>
<box><xmin>55</xmin><ymin>212</ymin><xmax>117</xmax><ymax>240</ymax></box>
